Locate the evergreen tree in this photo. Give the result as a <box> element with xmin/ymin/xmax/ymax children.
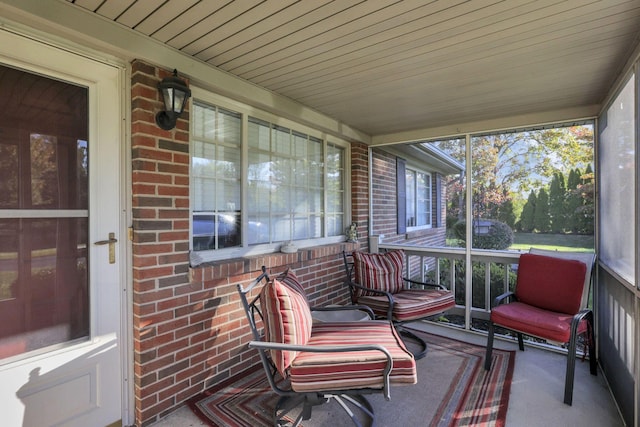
<box><xmin>566</xmin><ymin>167</ymin><xmax>583</xmax><ymax>232</ymax></box>
<box><xmin>519</xmin><ymin>190</ymin><xmax>537</xmax><ymax>232</ymax></box>
<box><xmin>548</xmin><ymin>172</ymin><xmax>566</xmax><ymax>233</ymax></box>
<box><xmin>533</xmin><ymin>188</ymin><xmax>550</xmax><ymax>232</ymax></box>
<box><xmin>577</xmin><ymin>165</ymin><xmax>595</xmax><ymax>233</ymax></box>
<box><xmin>497</xmin><ymin>198</ymin><xmax>517</xmax><ymax>228</ymax></box>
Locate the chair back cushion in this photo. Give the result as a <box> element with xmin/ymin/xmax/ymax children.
<box><xmin>515</xmin><ymin>253</ymin><xmax>587</xmax><ymax>314</ymax></box>
<box><xmin>261</xmin><ymin>278</ymin><xmax>313</xmax><ymax>376</ymax></box>
<box><xmin>277</xmin><ymin>268</ymin><xmax>308</xmax><ymax>301</ymax></box>
<box><xmin>529</xmin><ymin>248</ymin><xmax>595</xmax><ymax>309</ymax></box>
<box><xmin>352</xmin><ymin>250</ymin><xmax>404</xmax><ymax>296</ymax></box>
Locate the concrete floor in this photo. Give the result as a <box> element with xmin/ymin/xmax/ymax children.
<box><xmin>151</xmin><ymin>321</ymin><xmax>624</xmax><ymax>427</ymax></box>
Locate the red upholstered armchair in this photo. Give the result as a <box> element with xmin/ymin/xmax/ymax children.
<box><xmin>343</xmin><ymin>250</ymin><xmax>455</xmax><ymax>359</ymax></box>
<box><xmin>484</xmin><ymin>250</ymin><xmax>597</xmax><ymax>405</ymax></box>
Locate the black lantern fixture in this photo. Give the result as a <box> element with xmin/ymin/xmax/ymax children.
<box><xmin>155</xmin><ymin>69</ymin><xmax>191</xmax><ymax>130</ymax></box>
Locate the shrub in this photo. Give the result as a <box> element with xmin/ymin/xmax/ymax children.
<box><xmin>451</xmin><ymin>219</ymin><xmax>514</xmax><ymax>250</ymax></box>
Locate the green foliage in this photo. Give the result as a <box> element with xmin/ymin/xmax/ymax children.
<box><xmin>519</xmin><ymin>190</ymin><xmax>536</xmax><ymax>232</ymax></box>
<box><xmin>496</xmin><ymin>198</ymin><xmax>516</xmax><ymax>228</ymax></box>
<box><xmin>428</xmin><ymin>259</ymin><xmax>517</xmax><ymax>309</ymax></box>
<box><xmin>548</xmin><ymin>172</ymin><xmax>566</xmax><ymax>233</ymax></box>
<box><xmin>533</xmin><ymin>188</ymin><xmax>550</xmax><ymax>232</ymax></box>
<box><xmin>452</xmin><ymin>219</ymin><xmax>514</xmax><ymax>250</ymax></box>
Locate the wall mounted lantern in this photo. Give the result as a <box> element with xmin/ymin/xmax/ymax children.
<box><xmin>155</xmin><ymin>69</ymin><xmax>191</xmax><ymax>130</ymax></box>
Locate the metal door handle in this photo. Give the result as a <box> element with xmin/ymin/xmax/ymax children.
<box><xmin>94</xmin><ymin>232</ymin><xmax>118</xmax><ymax>263</ymax></box>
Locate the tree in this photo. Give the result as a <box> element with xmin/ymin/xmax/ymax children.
<box><xmin>496</xmin><ymin>196</ymin><xmax>516</xmax><ymax>228</ymax></box>
<box><xmin>549</xmin><ymin>172</ymin><xmax>566</xmax><ymax>232</ymax></box>
<box><xmin>533</xmin><ymin>188</ymin><xmax>550</xmax><ymax>232</ymax></box>
<box><xmin>565</xmin><ymin>168</ymin><xmax>583</xmax><ymax>233</ymax></box>
<box><xmin>436</xmin><ymin>126</ymin><xmax>594</xmax><ymax>237</ymax></box>
<box><xmin>519</xmin><ymin>190</ymin><xmax>537</xmax><ymax>232</ymax></box>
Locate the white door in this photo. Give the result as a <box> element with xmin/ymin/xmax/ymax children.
<box><xmin>0</xmin><ymin>30</ymin><xmax>125</xmax><ymax>426</ymax></box>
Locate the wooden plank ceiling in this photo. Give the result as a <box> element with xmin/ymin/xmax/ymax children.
<box><xmin>67</xmin><ymin>0</ymin><xmax>640</xmax><ymax>136</ymax></box>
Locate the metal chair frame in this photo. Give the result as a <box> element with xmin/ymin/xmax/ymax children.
<box><xmin>238</xmin><ymin>266</ymin><xmax>401</xmax><ymax>427</ymax></box>
<box><xmin>484</xmin><ymin>251</ymin><xmax>597</xmax><ymax>405</ymax></box>
<box><xmin>342</xmin><ymin>251</ymin><xmax>453</xmax><ymax>360</ymax></box>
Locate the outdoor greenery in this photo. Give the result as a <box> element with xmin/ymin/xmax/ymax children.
<box><xmin>428</xmin><ymin>126</ymin><xmax>595</xmax><ymax>310</ymax></box>
<box><xmin>435</xmin><ymin>125</ymin><xmax>595</xmax><ymax>251</ymax></box>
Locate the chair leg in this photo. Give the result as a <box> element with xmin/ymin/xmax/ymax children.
<box><xmin>275</xmin><ymin>393</ymin><xmax>375</xmax><ymax>427</ymax></box>
<box><xmin>564</xmin><ymin>330</ymin><xmax>578</xmax><ymax>406</ymax></box>
<box><xmin>398</xmin><ymin>326</ymin><xmax>428</xmax><ymax>360</ymax></box>
<box><xmin>587</xmin><ymin>313</ymin><xmax>598</xmax><ymax>376</ymax></box>
<box><xmin>484</xmin><ymin>321</ymin><xmax>494</xmax><ymax>370</ymax></box>
<box><xmin>517</xmin><ymin>332</ymin><xmax>524</xmax><ymax>351</ymax></box>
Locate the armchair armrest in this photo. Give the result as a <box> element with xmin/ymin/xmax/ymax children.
<box><xmin>345</xmin><ymin>279</ymin><xmax>394</xmax><ymax>320</ymax></box>
<box><xmin>492</xmin><ymin>291</ymin><xmax>517</xmax><ymax>308</ymax></box>
<box><xmin>403</xmin><ymin>277</ymin><xmax>448</xmax><ymax>291</ymax></box>
<box><xmin>249</xmin><ymin>341</ymin><xmax>394</xmax><ymax>399</ymax></box>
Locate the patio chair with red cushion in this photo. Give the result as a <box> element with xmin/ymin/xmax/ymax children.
<box><xmin>484</xmin><ymin>250</ymin><xmax>597</xmax><ymax>405</ymax></box>
<box><xmin>237</xmin><ymin>266</ymin><xmax>417</xmax><ymax>426</ymax></box>
<box><xmin>343</xmin><ymin>250</ymin><xmax>455</xmax><ymax>359</ymax></box>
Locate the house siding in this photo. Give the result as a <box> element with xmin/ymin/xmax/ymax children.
<box><xmin>130</xmin><ymin>60</ymin><xmax>362</xmax><ymax>426</ymax></box>
<box><xmin>370</xmin><ymin>149</ymin><xmax>448</xmax><ymax>278</ymax></box>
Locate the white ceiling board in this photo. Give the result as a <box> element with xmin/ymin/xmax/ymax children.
<box><xmin>58</xmin><ymin>0</ymin><xmax>640</xmax><ymax>137</ymax></box>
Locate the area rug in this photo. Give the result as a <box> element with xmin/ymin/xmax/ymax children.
<box><xmin>188</xmin><ymin>330</ymin><xmax>514</xmax><ymax>427</ymax></box>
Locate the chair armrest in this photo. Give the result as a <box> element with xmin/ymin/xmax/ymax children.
<box><xmin>311</xmin><ymin>305</ymin><xmax>375</xmax><ymax>320</ymax></box>
<box><xmin>249</xmin><ymin>341</ymin><xmax>394</xmax><ymax>399</ymax></box>
<box><xmin>345</xmin><ymin>279</ymin><xmax>394</xmax><ymax>320</ymax></box>
<box><xmin>492</xmin><ymin>291</ymin><xmax>516</xmax><ymax>308</ymax></box>
<box><xmin>403</xmin><ymin>277</ymin><xmax>448</xmax><ymax>291</ymax></box>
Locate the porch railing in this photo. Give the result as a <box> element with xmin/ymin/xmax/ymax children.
<box><xmin>370</xmin><ymin>235</ymin><xmax>522</xmax><ymax>332</ymax></box>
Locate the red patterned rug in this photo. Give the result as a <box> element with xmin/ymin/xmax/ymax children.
<box><xmin>188</xmin><ymin>330</ymin><xmax>514</xmax><ymax>427</ymax></box>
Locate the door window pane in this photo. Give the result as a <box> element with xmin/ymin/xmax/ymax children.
<box><xmin>0</xmin><ymin>65</ymin><xmax>89</xmax><ymax>360</ymax></box>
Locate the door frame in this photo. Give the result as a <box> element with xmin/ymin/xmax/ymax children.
<box><xmin>0</xmin><ymin>20</ymin><xmax>133</xmax><ymax>426</ymax></box>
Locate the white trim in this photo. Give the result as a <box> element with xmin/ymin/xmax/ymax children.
<box><xmin>0</xmin><ymin>0</ymin><xmax>370</xmax><ymax>145</ymax></box>
<box><xmin>0</xmin><ymin>21</ymin><xmax>132</xmax><ymax>426</ymax></box>
<box><xmin>189</xmin><ymin>87</ymin><xmax>352</xmax><ymax>266</ymax></box>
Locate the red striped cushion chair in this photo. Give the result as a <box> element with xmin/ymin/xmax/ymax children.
<box><xmin>484</xmin><ymin>252</ymin><xmax>597</xmax><ymax>406</ymax></box>
<box><xmin>261</xmin><ymin>277</ymin><xmax>313</xmax><ymax>376</ymax></box>
<box><xmin>239</xmin><ymin>266</ymin><xmax>418</xmax><ymax>426</ymax></box>
<box><xmin>347</xmin><ymin>250</ymin><xmax>455</xmax><ymax>359</ymax></box>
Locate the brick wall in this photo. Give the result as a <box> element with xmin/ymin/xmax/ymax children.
<box><xmin>370</xmin><ymin>148</ymin><xmax>448</xmax><ymax>278</ymax></box>
<box><xmin>130</xmin><ymin>60</ymin><xmax>363</xmax><ymax>426</ymax></box>
<box><xmin>351</xmin><ymin>141</ymin><xmax>370</xmax><ymax>250</ymax></box>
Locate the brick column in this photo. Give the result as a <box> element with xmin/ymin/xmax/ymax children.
<box><xmin>131</xmin><ymin>60</ymin><xmax>192</xmax><ymax>425</ymax></box>
<box><xmin>351</xmin><ymin>141</ymin><xmax>370</xmax><ymax>249</ymax></box>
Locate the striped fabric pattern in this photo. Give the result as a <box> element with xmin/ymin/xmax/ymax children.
<box><xmin>260</xmin><ymin>278</ymin><xmax>313</xmax><ymax>376</ymax></box>
<box><xmin>358</xmin><ymin>289</ymin><xmax>456</xmax><ymax>322</ymax></box>
<box><xmin>352</xmin><ymin>250</ymin><xmax>405</xmax><ymax>297</ymax></box>
<box><xmin>276</xmin><ymin>268</ymin><xmax>307</xmax><ymax>301</ymax></box>
<box><xmin>289</xmin><ymin>320</ymin><xmax>417</xmax><ymax>392</ymax></box>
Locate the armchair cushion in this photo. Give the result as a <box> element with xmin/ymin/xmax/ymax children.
<box><xmin>290</xmin><ymin>320</ymin><xmax>417</xmax><ymax>392</ymax></box>
<box><xmin>358</xmin><ymin>289</ymin><xmax>455</xmax><ymax>322</ymax></box>
<box><xmin>261</xmin><ymin>278</ymin><xmax>313</xmax><ymax>376</ymax></box>
<box><xmin>277</xmin><ymin>268</ymin><xmax>307</xmax><ymax>301</ymax></box>
<box><xmin>352</xmin><ymin>250</ymin><xmax>405</xmax><ymax>297</ymax></box>
<box><xmin>490</xmin><ymin>301</ymin><xmax>588</xmax><ymax>344</ymax></box>
<box><xmin>515</xmin><ymin>253</ymin><xmax>587</xmax><ymax>315</ymax></box>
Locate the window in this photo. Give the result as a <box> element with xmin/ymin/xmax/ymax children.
<box><xmin>405</xmin><ymin>168</ymin><xmax>432</xmax><ymax>228</ymax></box>
<box><xmin>248</xmin><ymin>118</ymin><xmax>330</xmax><ymax>244</ymax></box>
<box><xmin>191</xmin><ymin>103</ymin><xmax>241</xmax><ymax>251</ymax></box>
<box><xmin>599</xmin><ymin>74</ymin><xmax>635</xmax><ymax>285</ymax></box>
<box><xmin>190</xmin><ymin>95</ymin><xmax>348</xmax><ymax>264</ymax></box>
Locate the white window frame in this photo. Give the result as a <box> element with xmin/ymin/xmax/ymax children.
<box><xmin>405</xmin><ymin>165</ymin><xmax>432</xmax><ymax>231</ymax></box>
<box><xmin>189</xmin><ymin>88</ymin><xmax>350</xmax><ymax>265</ymax></box>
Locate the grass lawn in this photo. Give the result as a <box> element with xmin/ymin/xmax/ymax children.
<box><xmin>511</xmin><ymin>232</ymin><xmax>594</xmax><ymax>252</ymax></box>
